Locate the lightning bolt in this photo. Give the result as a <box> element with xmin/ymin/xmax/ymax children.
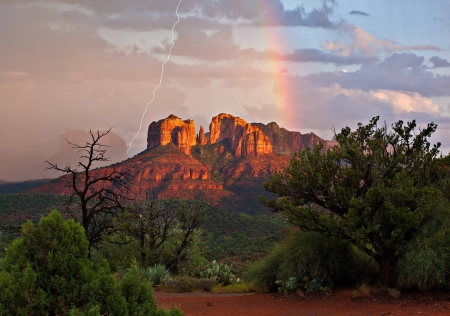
<box><xmin>127</xmin><ymin>0</ymin><xmax>183</xmax><ymax>153</ymax></box>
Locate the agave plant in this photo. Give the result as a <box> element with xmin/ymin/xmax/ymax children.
<box><xmin>139</xmin><ymin>264</ymin><xmax>170</xmax><ymax>285</ymax></box>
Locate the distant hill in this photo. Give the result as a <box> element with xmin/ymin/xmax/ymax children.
<box><xmin>0</xmin><ymin>192</ymin><xmax>69</xmax><ymax>219</ymax></box>
<box><xmin>46</xmin><ymin>128</ymin><xmax>128</xmax><ymax>171</ymax></box>
<box><xmin>32</xmin><ymin>113</ymin><xmax>336</xmax><ymax>214</ymax></box>
<box><xmin>0</xmin><ymin>179</ymin><xmax>53</xmax><ymax>194</ymax></box>
<box><xmin>7</xmin><ymin>129</ymin><xmax>129</xmax><ymax>181</ymax></box>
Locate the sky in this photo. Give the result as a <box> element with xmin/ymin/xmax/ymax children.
<box><xmin>1</xmin><ymin>0</ymin><xmax>450</xmax><ymax>181</ymax></box>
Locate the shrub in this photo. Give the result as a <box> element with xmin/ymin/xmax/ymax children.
<box><xmin>351</xmin><ymin>284</ymin><xmax>372</xmax><ymax>299</ymax></box>
<box><xmin>120</xmin><ymin>265</ymin><xmax>157</xmax><ymax>315</ymax></box>
<box><xmin>0</xmin><ymin>210</ymin><xmax>184</xmax><ymax>316</ymax></box>
<box><xmin>139</xmin><ymin>264</ymin><xmax>170</xmax><ymax>285</ymax></box>
<box><xmin>388</xmin><ymin>288</ymin><xmax>401</xmax><ymax>299</ymax></box>
<box><xmin>397</xmin><ymin>204</ymin><xmax>450</xmax><ymax>290</ymax></box>
<box><xmin>195</xmin><ymin>260</ymin><xmax>239</xmax><ymax>285</ymax></box>
<box><xmin>246</xmin><ymin>230</ymin><xmax>378</xmax><ymax>293</ymax></box>
<box><xmin>161</xmin><ymin>276</ymin><xmax>217</xmax><ymax>292</ymax></box>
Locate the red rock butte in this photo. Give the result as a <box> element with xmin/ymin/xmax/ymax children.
<box><xmin>33</xmin><ymin>113</ymin><xmax>337</xmax><ymax>210</ymax></box>
<box><xmin>147</xmin><ymin>114</ymin><xmax>197</xmax><ymax>155</ymax></box>
<box><xmin>147</xmin><ymin>113</ymin><xmax>335</xmax><ymax>158</ymax></box>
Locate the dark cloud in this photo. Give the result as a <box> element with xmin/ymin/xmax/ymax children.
<box><xmin>8</xmin><ymin>0</ymin><xmax>337</xmax><ymax>31</ymax></box>
<box><xmin>256</xmin><ymin>0</ymin><xmax>338</xmax><ymax>28</ymax></box>
<box><xmin>382</xmin><ymin>53</ymin><xmax>425</xmax><ymax>69</ymax></box>
<box><xmin>429</xmin><ymin>56</ymin><xmax>450</xmax><ymax>68</ymax></box>
<box><xmin>349</xmin><ymin>10</ymin><xmax>370</xmax><ymax>17</ymax></box>
<box><xmin>305</xmin><ymin>53</ymin><xmax>450</xmax><ymax>97</ymax></box>
<box><xmin>283</xmin><ymin>48</ymin><xmax>377</xmax><ymax>65</ymax></box>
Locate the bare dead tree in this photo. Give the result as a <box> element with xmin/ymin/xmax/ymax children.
<box><xmin>45</xmin><ymin>129</ymin><xmax>134</xmax><ymax>251</ymax></box>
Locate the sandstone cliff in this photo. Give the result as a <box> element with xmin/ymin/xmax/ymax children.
<box><xmin>146</xmin><ymin>113</ymin><xmax>337</xmax><ymax>158</ymax></box>
<box><xmin>209</xmin><ymin>113</ymin><xmax>249</xmax><ymax>144</ymax></box>
<box><xmin>34</xmin><ymin>144</ymin><xmax>225</xmax><ymax>200</ymax></box>
<box><xmin>197</xmin><ymin>126</ymin><xmax>208</xmax><ymax>145</ymax></box>
<box><xmin>34</xmin><ymin>113</ymin><xmax>337</xmax><ymax>213</ymax></box>
<box><xmin>254</xmin><ymin>122</ymin><xmax>337</xmax><ymax>156</ymax></box>
<box><xmin>209</xmin><ymin>113</ymin><xmax>273</xmax><ymax>158</ymax></box>
<box><xmin>147</xmin><ymin>114</ymin><xmax>196</xmax><ymax>155</ymax></box>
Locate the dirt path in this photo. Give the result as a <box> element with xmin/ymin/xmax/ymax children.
<box><xmin>155</xmin><ymin>290</ymin><xmax>450</xmax><ymax>316</ymax></box>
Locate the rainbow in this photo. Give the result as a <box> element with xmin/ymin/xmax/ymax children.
<box><xmin>260</xmin><ymin>1</ymin><xmax>295</xmax><ymax>129</ymax></box>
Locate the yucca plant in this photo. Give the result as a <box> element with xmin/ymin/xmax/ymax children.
<box><xmin>139</xmin><ymin>264</ymin><xmax>170</xmax><ymax>285</ymax></box>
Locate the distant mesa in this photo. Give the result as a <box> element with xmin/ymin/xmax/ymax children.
<box><xmin>33</xmin><ymin>113</ymin><xmax>337</xmax><ymax>211</ymax></box>
<box><xmin>19</xmin><ymin>129</ymin><xmax>128</xmax><ymax>181</ymax></box>
<box><xmin>47</xmin><ymin>128</ymin><xmax>128</xmax><ymax>170</ymax></box>
<box><xmin>147</xmin><ymin>113</ymin><xmax>336</xmax><ymax>158</ymax></box>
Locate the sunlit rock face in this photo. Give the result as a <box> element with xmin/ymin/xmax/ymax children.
<box><xmin>34</xmin><ymin>113</ymin><xmax>337</xmax><ymax>211</ymax></box>
<box><xmin>209</xmin><ymin>113</ymin><xmax>249</xmax><ymax>145</ymax></box>
<box><xmin>197</xmin><ymin>126</ymin><xmax>207</xmax><ymax>145</ymax></box>
<box><xmin>147</xmin><ymin>112</ymin><xmax>338</xmax><ymax>159</ymax></box>
<box><xmin>208</xmin><ymin>113</ymin><xmax>273</xmax><ymax>158</ymax></box>
<box><xmin>33</xmin><ymin>144</ymin><xmax>220</xmax><ymax>201</ymax></box>
<box><xmin>147</xmin><ymin>114</ymin><xmax>197</xmax><ymax>155</ymax></box>
<box><xmin>254</xmin><ymin>122</ymin><xmax>338</xmax><ymax>156</ymax></box>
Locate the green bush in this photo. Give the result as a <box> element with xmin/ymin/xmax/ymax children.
<box><xmin>195</xmin><ymin>260</ymin><xmax>239</xmax><ymax>285</ymax></box>
<box><xmin>246</xmin><ymin>230</ymin><xmax>378</xmax><ymax>293</ymax></box>
<box><xmin>397</xmin><ymin>204</ymin><xmax>450</xmax><ymax>290</ymax></box>
<box><xmin>139</xmin><ymin>264</ymin><xmax>170</xmax><ymax>285</ymax></box>
<box><xmin>0</xmin><ymin>210</ymin><xmax>184</xmax><ymax>316</ymax></box>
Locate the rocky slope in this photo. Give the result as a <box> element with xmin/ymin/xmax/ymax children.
<box><xmin>253</xmin><ymin>122</ymin><xmax>337</xmax><ymax>156</ymax></box>
<box><xmin>7</xmin><ymin>129</ymin><xmax>128</xmax><ymax>181</ymax></box>
<box><xmin>35</xmin><ymin>144</ymin><xmax>226</xmax><ymax>201</ymax></box>
<box><xmin>33</xmin><ymin>113</ymin><xmax>336</xmax><ymax>213</ymax></box>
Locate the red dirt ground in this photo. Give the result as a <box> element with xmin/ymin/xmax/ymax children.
<box><xmin>155</xmin><ymin>289</ymin><xmax>450</xmax><ymax>316</ymax></box>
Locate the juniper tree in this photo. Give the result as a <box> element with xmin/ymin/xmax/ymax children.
<box><xmin>0</xmin><ymin>210</ymin><xmax>183</xmax><ymax>316</ymax></box>
<box><xmin>261</xmin><ymin>117</ymin><xmax>444</xmax><ymax>286</ymax></box>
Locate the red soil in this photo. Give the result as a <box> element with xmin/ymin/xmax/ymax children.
<box><xmin>155</xmin><ymin>289</ymin><xmax>450</xmax><ymax>316</ymax></box>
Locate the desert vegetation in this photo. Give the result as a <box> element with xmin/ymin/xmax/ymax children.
<box><xmin>258</xmin><ymin>116</ymin><xmax>450</xmax><ymax>291</ymax></box>
<box><xmin>2</xmin><ymin>117</ymin><xmax>450</xmax><ymax>314</ymax></box>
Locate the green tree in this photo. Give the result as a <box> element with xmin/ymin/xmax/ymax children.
<box><xmin>0</xmin><ymin>210</ymin><xmax>183</xmax><ymax>315</ymax></box>
<box><xmin>261</xmin><ymin>117</ymin><xmax>444</xmax><ymax>286</ymax></box>
<box><xmin>117</xmin><ymin>199</ymin><xmax>205</xmax><ymax>272</ymax></box>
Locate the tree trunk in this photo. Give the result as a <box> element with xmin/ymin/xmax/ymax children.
<box><xmin>377</xmin><ymin>249</ymin><xmax>398</xmax><ymax>287</ymax></box>
<box><xmin>140</xmin><ymin>235</ymin><xmax>146</xmax><ymax>264</ymax></box>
